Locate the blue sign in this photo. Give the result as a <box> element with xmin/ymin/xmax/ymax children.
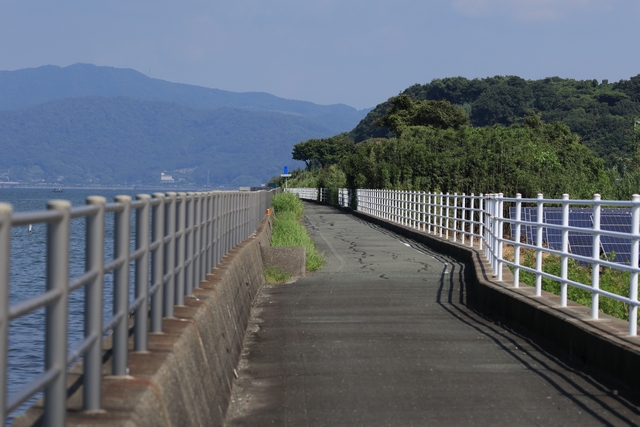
<box><xmin>283</xmin><ymin>166</ymin><xmax>288</xmax><ymax>174</ymax></box>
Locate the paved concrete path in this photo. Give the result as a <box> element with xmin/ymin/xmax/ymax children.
<box><xmin>225</xmin><ymin>203</ymin><xmax>640</xmax><ymax>426</ymax></box>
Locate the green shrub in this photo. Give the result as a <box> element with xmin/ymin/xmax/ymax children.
<box><xmin>271</xmin><ymin>192</ymin><xmax>304</xmax><ymax>218</ymax></box>
<box><xmin>271</xmin><ymin>210</ymin><xmax>325</xmax><ymax>271</ymax></box>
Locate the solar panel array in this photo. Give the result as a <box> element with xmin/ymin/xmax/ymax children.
<box><xmin>508</xmin><ymin>207</ymin><xmax>634</xmax><ymax>265</ymax></box>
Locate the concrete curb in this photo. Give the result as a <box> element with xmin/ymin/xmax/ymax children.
<box><xmin>14</xmin><ymin>215</ymin><xmax>274</xmax><ymax>427</ymax></box>
<box><xmin>325</xmin><ymin>202</ymin><xmax>640</xmax><ymax>393</ymax></box>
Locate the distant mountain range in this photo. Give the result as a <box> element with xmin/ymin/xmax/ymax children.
<box><xmin>0</xmin><ymin>64</ymin><xmax>370</xmax><ymax>186</ymax></box>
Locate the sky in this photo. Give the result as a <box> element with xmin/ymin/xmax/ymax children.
<box><xmin>0</xmin><ymin>0</ymin><xmax>639</xmax><ymax>110</ymax></box>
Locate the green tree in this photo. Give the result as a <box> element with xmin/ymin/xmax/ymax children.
<box><xmin>291</xmin><ymin>134</ymin><xmax>354</xmax><ymax>170</ymax></box>
<box><xmin>375</xmin><ymin>95</ymin><xmax>468</xmax><ymax>136</ymax></box>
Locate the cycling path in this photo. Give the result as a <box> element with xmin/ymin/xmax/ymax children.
<box><xmin>224</xmin><ymin>203</ymin><xmax>640</xmax><ymax>426</ymax></box>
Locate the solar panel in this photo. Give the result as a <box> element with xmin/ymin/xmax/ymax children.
<box><xmin>543</xmin><ymin>209</ymin><xmax>563</xmax><ymax>250</ymax></box>
<box><xmin>507</xmin><ymin>206</ymin><xmax>636</xmax><ymax>265</ymax></box>
<box><xmin>566</xmin><ymin>209</ymin><xmax>594</xmax><ymax>264</ymax></box>
<box><xmin>600</xmin><ymin>212</ymin><xmax>632</xmax><ymax>264</ymax></box>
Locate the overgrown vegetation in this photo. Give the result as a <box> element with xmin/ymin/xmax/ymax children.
<box><xmin>352</xmin><ymin>75</ymin><xmax>640</xmax><ymax>168</ymax></box>
<box><xmin>273</xmin><ymin>74</ymin><xmax>640</xmax><ymax>201</ymax></box>
<box><xmin>270</xmin><ymin>192</ymin><xmax>324</xmax><ymax>273</ymax></box>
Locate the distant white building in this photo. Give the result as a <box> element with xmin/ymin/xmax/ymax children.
<box><xmin>160</xmin><ymin>172</ymin><xmax>174</xmax><ymax>182</ymax></box>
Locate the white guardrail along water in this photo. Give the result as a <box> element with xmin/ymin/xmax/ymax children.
<box><xmin>0</xmin><ymin>190</ymin><xmax>274</xmax><ymax>425</ymax></box>
<box><xmin>288</xmin><ymin>188</ymin><xmax>640</xmax><ymax>337</ymax></box>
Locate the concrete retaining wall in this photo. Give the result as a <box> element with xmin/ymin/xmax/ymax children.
<box><xmin>340</xmin><ymin>205</ymin><xmax>640</xmax><ymax>393</ymax></box>
<box><xmin>15</xmin><ymin>215</ymin><xmax>273</xmax><ymax>427</ymax></box>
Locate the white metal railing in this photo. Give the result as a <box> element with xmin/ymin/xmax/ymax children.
<box><xmin>286</xmin><ymin>187</ymin><xmax>318</xmax><ymax>201</ymax></box>
<box><xmin>290</xmin><ymin>187</ymin><xmax>640</xmax><ymax>337</ymax></box>
<box><xmin>338</xmin><ymin>188</ymin><xmax>350</xmax><ymax>207</ymax></box>
<box><xmin>0</xmin><ymin>190</ymin><xmax>274</xmax><ymax>425</ymax></box>
<box><xmin>487</xmin><ymin>193</ymin><xmax>640</xmax><ymax>336</ymax></box>
<box><xmin>356</xmin><ymin>189</ymin><xmax>485</xmax><ymax>249</ymax></box>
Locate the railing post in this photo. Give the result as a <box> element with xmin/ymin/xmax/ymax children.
<box><xmin>591</xmin><ymin>194</ymin><xmax>601</xmax><ymax>320</ymax></box>
<box><xmin>411</xmin><ymin>191</ymin><xmax>415</xmax><ymax>228</ymax></box>
<box><xmin>514</xmin><ymin>194</ymin><xmax>522</xmax><ymax>288</ymax></box>
<box><xmin>185</xmin><ymin>193</ymin><xmax>194</xmax><ymax>298</ymax></box>
<box><xmin>134</xmin><ymin>194</ymin><xmax>151</xmax><ymax>351</ymax></box>
<box><xmin>461</xmin><ymin>194</ymin><xmax>466</xmax><ymax>245</ymax></box>
<box><xmin>151</xmin><ymin>193</ymin><xmax>165</xmax><ymax>333</ymax></box>
<box><xmin>479</xmin><ymin>194</ymin><xmax>484</xmax><ymax>250</ymax></box>
<box><xmin>629</xmin><ymin>194</ymin><xmax>640</xmax><ymax>336</ymax></box>
<box><xmin>84</xmin><ymin>196</ymin><xmax>106</xmax><ymax>410</ymax></box>
<box><xmin>427</xmin><ymin>193</ymin><xmax>432</xmax><ymax>234</ymax></box>
<box><xmin>535</xmin><ymin>193</ymin><xmax>544</xmax><ymax>297</ymax></box>
<box><xmin>445</xmin><ymin>193</ymin><xmax>450</xmax><ymax>240</ymax></box>
<box><xmin>497</xmin><ymin>193</ymin><xmax>505</xmax><ymax>281</ymax></box>
<box><xmin>487</xmin><ymin>194</ymin><xmax>495</xmax><ymax>268</ymax></box>
<box><xmin>453</xmin><ymin>193</ymin><xmax>459</xmax><ymax>242</ymax></box>
<box><xmin>164</xmin><ymin>192</ymin><xmax>177</xmax><ymax>318</ymax></box>
<box><xmin>213</xmin><ymin>193</ymin><xmax>220</xmax><ymax>267</ymax></box>
<box><xmin>490</xmin><ymin>195</ymin><xmax>498</xmax><ymax>276</ymax></box>
<box><xmin>234</xmin><ymin>192</ymin><xmax>240</xmax><ymax>246</ymax></box>
<box><xmin>175</xmin><ymin>193</ymin><xmax>186</xmax><ymax>306</ymax></box>
<box><xmin>192</xmin><ymin>192</ymin><xmax>202</xmax><ymax>293</ymax></box>
<box><xmin>439</xmin><ymin>192</ymin><xmax>444</xmax><ymax>238</ymax></box>
<box><xmin>46</xmin><ymin>200</ymin><xmax>71</xmax><ymax>426</ymax></box>
<box><xmin>560</xmin><ymin>194</ymin><xmax>570</xmax><ymax>307</ymax></box>
<box><xmin>483</xmin><ymin>195</ymin><xmax>490</xmax><ymax>260</ymax></box>
<box><xmin>206</xmin><ymin>192</ymin><xmax>213</xmax><ymax>275</ymax></box>
<box><xmin>0</xmin><ymin>203</ymin><xmax>12</xmax><ymax>423</ymax></box>
<box><xmin>469</xmin><ymin>194</ymin><xmax>475</xmax><ymax>247</ymax></box>
<box><xmin>224</xmin><ymin>192</ymin><xmax>230</xmax><ymax>254</ymax></box>
<box><xmin>113</xmin><ymin>195</ymin><xmax>131</xmax><ymax>376</ymax></box>
<box><xmin>404</xmin><ymin>191</ymin><xmax>408</xmax><ymax>226</ymax></box>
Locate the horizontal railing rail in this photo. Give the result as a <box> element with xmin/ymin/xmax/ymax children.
<box><xmin>0</xmin><ymin>190</ymin><xmax>274</xmax><ymax>425</ymax></box>
<box><xmin>291</xmin><ymin>187</ymin><xmax>640</xmax><ymax>338</ymax></box>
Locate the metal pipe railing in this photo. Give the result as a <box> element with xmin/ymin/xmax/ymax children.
<box><xmin>1</xmin><ymin>189</ymin><xmax>274</xmax><ymax>425</ymax></box>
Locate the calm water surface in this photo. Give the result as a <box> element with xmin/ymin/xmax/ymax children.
<box><xmin>1</xmin><ymin>188</ymin><xmax>149</xmax><ymax>423</ymax></box>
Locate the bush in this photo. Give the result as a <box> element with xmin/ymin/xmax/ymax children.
<box><xmin>271</xmin><ymin>192</ymin><xmax>304</xmax><ymax>218</ymax></box>
<box><xmin>271</xmin><ymin>210</ymin><xmax>325</xmax><ymax>271</ymax></box>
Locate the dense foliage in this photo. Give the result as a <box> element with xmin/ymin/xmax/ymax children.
<box><xmin>351</xmin><ymin>75</ymin><xmax>640</xmax><ymax>168</ymax></box>
<box><xmin>343</xmin><ymin>114</ymin><xmax>610</xmax><ymax>199</ymax></box>
<box><xmin>292</xmin><ymin>134</ymin><xmax>354</xmax><ymax>169</ymax></box>
<box><xmin>286</xmin><ymin>94</ymin><xmax>623</xmax><ymax>199</ymax></box>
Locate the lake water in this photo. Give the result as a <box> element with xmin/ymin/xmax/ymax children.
<box><xmin>0</xmin><ymin>188</ymin><xmax>156</xmax><ymax>423</ymax></box>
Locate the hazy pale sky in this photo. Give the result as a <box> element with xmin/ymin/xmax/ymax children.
<box><xmin>0</xmin><ymin>0</ymin><xmax>638</xmax><ymax>109</ymax></box>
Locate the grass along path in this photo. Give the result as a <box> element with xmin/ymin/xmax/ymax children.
<box><xmin>264</xmin><ymin>192</ymin><xmax>325</xmax><ymax>284</ymax></box>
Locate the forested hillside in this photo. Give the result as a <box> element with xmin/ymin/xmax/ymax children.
<box><xmin>0</xmin><ymin>63</ymin><xmax>370</xmax><ymax>134</ymax></box>
<box><xmin>286</xmin><ymin>91</ymin><xmax>640</xmax><ymax>200</ymax></box>
<box><xmin>351</xmin><ymin>75</ymin><xmax>640</xmax><ymax>166</ymax></box>
<box><xmin>0</xmin><ymin>97</ymin><xmax>333</xmax><ymax>186</ymax></box>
